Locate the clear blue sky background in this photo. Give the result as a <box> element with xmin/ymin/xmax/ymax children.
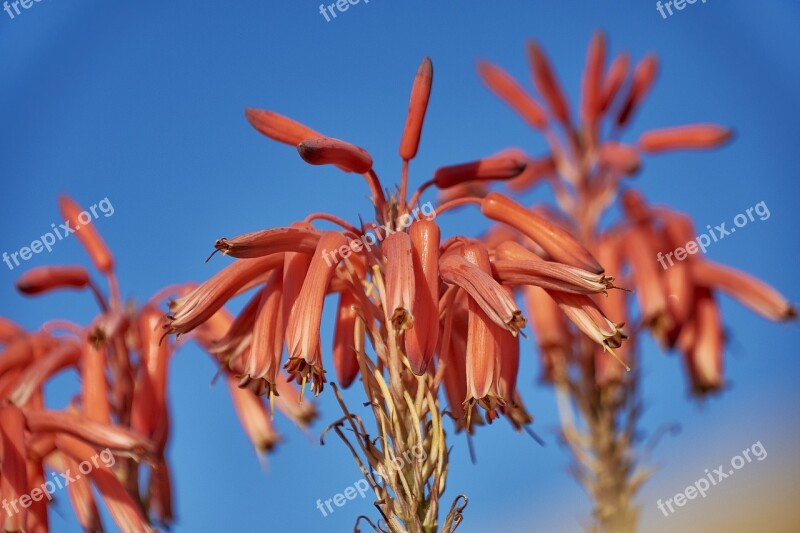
<box><xmin>1</xmin><ymin>1</ymin><xmax>798</xmax><ymax>532</ymax></box>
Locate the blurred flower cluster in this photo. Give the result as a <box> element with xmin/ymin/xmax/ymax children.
<box><xmin>0</xmin><ymin>196</ymin><xmax>316</xmax><ymax>532</ymax></box>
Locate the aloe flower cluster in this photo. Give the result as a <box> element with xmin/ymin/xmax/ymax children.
<box><xmin>467</xmin><ymin>32</ymin><xmax>795</xmax><ymax>531</ymax></box>
<box><xmin>161</xmin><ymin>56</ymin><xmax>644</xmax><ymax>531</ymax></box>
<box><xmin>0</xmin><ymin>196</ymin><xmax>316</xmax><ymax>532</ymax></box>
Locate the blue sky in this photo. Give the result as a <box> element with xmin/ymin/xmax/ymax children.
<box><xmin>1</xmin><ymin>1</ymin><xmax>799</xmax><ymax>531</ymax></box>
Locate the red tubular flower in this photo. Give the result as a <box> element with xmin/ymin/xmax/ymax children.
<box><xmin>297</xmin><ymin>137</ymin><xmax>373</xmax><ymax>174</ymax></box>
<box><xmin>405</xmin><ymin>220</ymin><xmax>440</xmax><ymax>375</ymax></box>
<box><xmin>623</xmin><ymin>225</ymin><xmax>671</xmax><ymax>337</ymax></box>
<box><xmin>683</xmin><ymin>289</ymin><xmax>724</xmax><ymax>395</ymax></box>
<box><xmin>225</xmin><ymin>374</ymin><xmax>280</xmax><ymax>453</ymax></box>
<box><xmin>55</xmin><ymin>435</ymin><xmax>154</xmax><ymax>533</ymax></box>
<box><xmin>527</xmin><ymin>40</ymin><xmax>572</xmax><ymax>125</ymax></box>
<box><xmin>284</xmin><ymin>231</ymin><xmax>347</xmax><ymax>395</ymax></box>
<box><xmin>594</xmin><ymin>234</ymin><xmax>631</xmax><ymax>385</ymax></box>
<box><xmin>167</xmin><ymin>254</ymin><xmax>285</xmax><ymax>336</ymax></box>
<box><xmin>47</xmin><ymin>452</ymin><xmax>102</xmax><ymax>532</ymax></box>
<box><xmin>245</xmin><ymin>108</ymin><xmax>324</xmax><ymax>146</ymax></box>
<box><xmin>434</xmin><ymin>156</ymin><xmax>528</xmax><ymax>189</ymax></box>
<box><xmin>0</xmin><ymin>404</ymin><xmax>28</xmax><ymax>532</ymax></box>
<box><xmin>399</xmin><ymin>57</ymin><xmax>433</xmax><ymax>161</ymax></box>
<box><xmin>616</xmin><ymin>54</ymin><xmax>659</xmax><ymax>127</ymax></box>
<box><xmin>521</xmin><ymin>284</ymin><xmax>569</xmax><ymax>382</ymax></box>
<box><xmin>58</xmin><ymin>195</ymin><xmax>114</xmax><ymax>274</ymax></box>
<box><xmin>15</xmin><ymin>265</ymin><xmax>91</xmax><ymax>295</ymax></box>
<box><xmin>599</xmin><ymin>52</ymin><xmax>630</xmax><ymax>113</ymax></box>
<box><xmin>692</xmin><ymin>260</ymin><xmax>796</xmax><ymax>321</ymax></box>
<box><xmin>81</xmin><ymin>332</ymin><xmax>111</xmax><ymax>424</ymax></box>
<box><xmin>439</xmin><ymin>252</ymin><xmax>525</xmax><ymax>336</ymax></box>
<box><xmin>460</xmin><ymin>243</ymin><xmax>506</xmax><ymax>413</ymax></box>
<box><xmin>213</xmin><ymin>226</ymin><xmax>321</xmax><ymax>259</ymax></box>
<box><xmin>384</xmin><ymin>232</ymin><xmax>416</xmax><ymax>331</ymax></box>
<box><xmin>274</xmin><ymin>373</ymin><xmax>318</xmax><ymax>428</ymax></box>
<box><xmin>332</xmin><ymin>288</ymin><xmax>363</xmax><ymax>389</ymax></box>
<box><xmin>494</xmin><ymin>241</ymin><xmax>614</xmax><ymax>294</ymax></box>
<box><xmin>25</xmin><ymin>410</ymin><xmax>154</xmax><ymax>457</ymax></box>
<box><xmin>477</xmin><ymin>60</ymin><xmax>548</xmax><ymax>130</ymax></box>
<box><xmin>581</xmin><ymin>31</ymin><xmax>606</xmax><ymax>126</ymax></box>
<box><xmin>638</xmin><ymin>124</ymin><xmax>734</xmax><ymax>153</ymax></box>
<box><xmin>482</xmin><ymin>192</ymin><xmax>604</xmax><ymax>274</ymax></box>
<box><xmin>549</xmin><ymin>290</ymin><xmax>628</xmax><ymax>357</ymax></box>
<box><xmin>241</xmin><ymin>269</ymin><xmax>285</xmax><ymax>397</ymax></box>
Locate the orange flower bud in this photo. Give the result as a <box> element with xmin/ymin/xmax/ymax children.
<box><xmin>599</xmin><ymin>52</ymin><xmax>630</xmax><ymax>113</ymax></box>
<box><xmin>527</xmin><ymin>41</ymin><xmax>571</xmax><ymax>125</ymax></box>
<box><xmin>638</xmin><ymin>124</ymin><xmax>733</xmax><ymax>153</ymax></box>
<box><xmin>477</xmin><ymin>60</ymin><xmax>548</xmax><ymax>130</ymax></box>
<box><xmin>399</xmin><ymin>57</ymin><xmax>433</xmax><ymax>161</ymax></box>
<box><xmin>297</xmin><ymin>137</ymin><xmax>373</xmax><ymax>174</ymax></box>
<box><xmin>434</xmin><ymin>157</ymin><xmax>527</xmax><ymax>189</ymax></box>
<box><xmin>581</xmin><ymin>31</ymin><xmax>606</xmax><ymax>125</ymax></box>
<box><xmin>15</xmin><ymin>266</ymin><xmax>91</xmax><ymax>295</ymax></box>
<box><xmin>244</xmin><ymin>108</ymin><xmax>324</xmax><ymax>146</ymax></box>
<box><xmin>58</xmin><ymin>195</ymin><xmax>114</xmax><ymax>274</ymax></box>
<box><xmin>616</xmin><ymin>54</ymin><xmax>658</xmax><ymax>127</ymax></box>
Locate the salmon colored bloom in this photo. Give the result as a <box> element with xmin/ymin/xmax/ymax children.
<box><xmin>404</xmin><ymin>220</ymin><xmax>440</xmax><ymax>375</ymax></box>
<box><xmin>482</xmin><ymin>192</ymin><xmax>604</xmax><ymax>274</ymax></box>
<box><xmin>241</xmin><ymin>269</ymin><xmax>285</xmax><ymax>398</ymax></box>
<box><xmin>213</xmin><ymin>226</ymin><xmax>321</xmax><ymax>259</ymax></box>
<box><xmin>284</xmin><ymin>231</ymin><xmax>347</xmax><ymax>395</ymax></box>
<box><xmin>384</xmin><ymin>232</ymin><xmax>416</xmax><ymax>331</ymax></box>
<box><xmin>692</xmin><ymin>260</ymin><xmax>796</xmax><ymax>321</ymax></box>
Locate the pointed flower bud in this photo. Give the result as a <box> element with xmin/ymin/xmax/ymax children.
<box><xmin>477</xmin><ymin>60</ymin><xmax>548</xmax><ymax>130</ymax></box>
<box><xmin>527</xmin><ymin>40</ymin><xmax>572</xmax><ymax>125</ymax></box>
<box><xmin>15</xmin><ymin>266</ymin><xmax>91</xmax><ymax>295</ymax></box>
<box><xmin>434</xmin><ymin>157</ymin><xmax>527</xmax><ymax>189</ymax></box>
<box><xmin>638</xmin><ymin>124</ymin><xmax>733</xmax><ymax>153</ymax></box>
<box><xmin>297</xmin><ymin>137</ymin><xmax>373</xmax><ymax>174</ymax></box>
<box><xmin>244</xmin><ymin>108</ymin><xmax>324</xmax><ymax>146</ymax></box>
<box><xmin>58</xmin><ymin>195</ymin><xmax>114</xmax><ymax>274</ymax></box>
<box><xmin>399</xmin><ymin>57</ymin><xmax>433</xmax><ymax>161</ymax></box>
